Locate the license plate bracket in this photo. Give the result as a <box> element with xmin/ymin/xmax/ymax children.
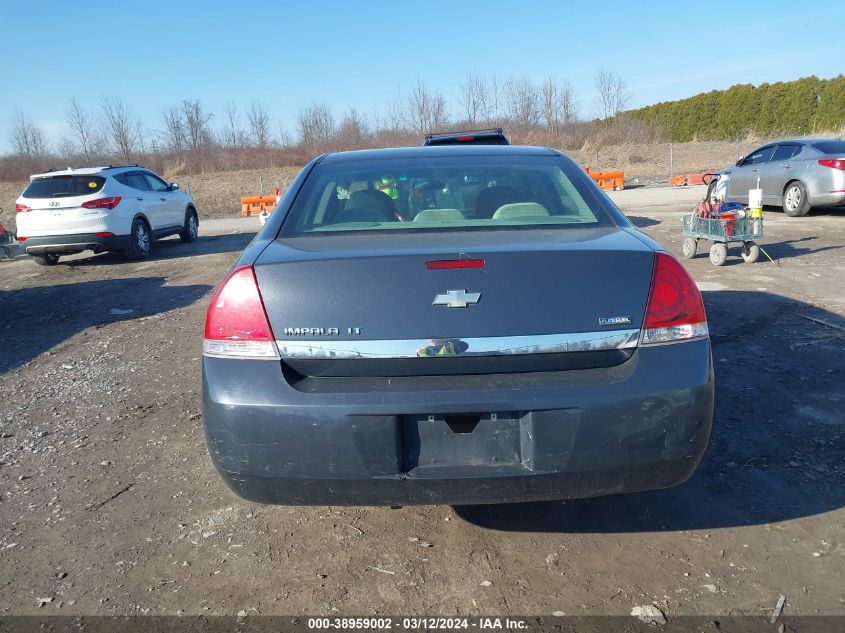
<box><xmin>402</xmin><ymin>412</ymin><xmax>520</xmax><ymax>470</ymax></box>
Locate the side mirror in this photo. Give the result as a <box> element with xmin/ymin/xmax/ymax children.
<box><xmin>735</xmin><ymin>159</ymin><xmax>743</xmax><ymax>167</ymax></box>
<box><xmin>169</xmin><ymin>182</ymin><xmax>180</xmax><ymax>191</ymax></box>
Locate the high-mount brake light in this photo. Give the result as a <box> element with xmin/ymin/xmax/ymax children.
<box><xmin>203</xmin><ymin>265</ymin><xmax>278</xmax><ymax>359</ymax></box>
<box><xmin>641</xmin><ymin>252</ymin><xmax>708</xmax><ymax>345</ymax></box>
<box><xmin>81</xmin><ymin>196</ymin><xmax>122</xmax><ymax>210</ymax></box>
<box><xmin>426</xmin><ymin>259</ymin><xmax>485</xmax><ymax>269</ymax></box>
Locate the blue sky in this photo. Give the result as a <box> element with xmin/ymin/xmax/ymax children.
<box><xmin>0</xmin><ymin>0</ymin><xmax>842</xmax><ymax>153</ymax></box>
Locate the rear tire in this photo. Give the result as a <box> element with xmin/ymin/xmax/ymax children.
<box><xmin>782</xmin><ymin>181</ymin><xmax>810</xmax><ymax>217</ymax></box>
<box><xmin>179</xmin><ymin>208</ymin><xmax>198</xmax><ymax>243</ymax></box>
<box><xmin>33</xmin><ymin>253</ymin><xmax>60</xmax><ymax>266</ymax></box>
<box><xmin>682</xmin><ymin>238</ymin><xmax>698</xmax><ymax>259</ymax></box>
<box><xmin>741</xmin><ymin>241</ymin><xmax>760</xmax><ymax>264</ymax></box>
<box><xmin>709</xmin><ymin>243</ymin><xmax>727</xmax><ymax>266</ymax></box>
<box><xmin>125</xmin><ymin>218</ymin><xmax>152</xmax><ymax>260</ymax></box>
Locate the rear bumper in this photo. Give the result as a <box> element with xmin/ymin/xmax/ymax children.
<box><xmin>22</xmin><ymin>232</ymin><xmax>130</xmax><ymax>255</ymax></box>
<box><xmin>202</xmin><ymin>339</ymin><xmax>714</xmax><ymax>506</ymax></box>
<box><xmin>807</xmin><ymin>191</ymin><xmax>845</xmax><ymax>208</ymax></box>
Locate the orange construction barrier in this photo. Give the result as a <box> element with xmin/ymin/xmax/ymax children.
<box><xmin>590</xmin><ymin>170</ymin><xmax>625</xmax><ymax>191</ymax></box>
<box><xmin>583</xmin><ymin>165</ymin><xmax>623</xmax><ymax>190</ymax></box>
<box><xmin>240</xmin><ymin>195</ymin><xmax>277</xmax><ymax>216</ymax></box>
<box><xmin>670</xmin><ymin>173</ymin><xmax>712</xmax><ymax>187</ymax></box>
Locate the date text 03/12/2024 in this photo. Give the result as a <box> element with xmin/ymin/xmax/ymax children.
<box><xmin>306</xmin><ymin>617</ymin><xmax>528</xmax><ymax>630</ymax></box>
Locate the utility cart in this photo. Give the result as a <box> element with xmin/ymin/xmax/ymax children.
<box><xmin>681</xmin><ymin>208</ymin><xmax>763</xmax><ymax>266</ymax></box>
<box><xmin>0</xmin><ymin>216</ymin><xmax>15</xmax><ymax>260</ymax></box>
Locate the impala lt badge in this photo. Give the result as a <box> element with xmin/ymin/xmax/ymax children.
<box><xmin>433</xmin><ymin>289</ymin><xmax>481</xmax><ymax>308</ymax></box>
<box><xmin>282</xmin><ymin>327</ymin><xmax>362</xmax><ymax>336</ymax></box>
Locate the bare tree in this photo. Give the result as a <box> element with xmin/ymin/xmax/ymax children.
<box><xmin>275</xmin><ymin>120</ymin><xmax>293</xmax><ymax>148</ymax></box>
<box><xmin>221</xmin><ymin>100</ymin><xmax>246</xmax><ymax>148</ymax></box>
<box><xmin>503</xmin><ymin>76</ymin><xmax>541</xmax><ymax>127</ymax></box>
<box><xmin>429</xmin><ymin>92</ymin><xmax>448</xmax><ymax>131</ymax></box>
<box><xmin>594</xmin><ymin>68</ymin><xmax>629</xmax><ymax>121</ymax></box>
<box><xmin>489</xmin><ymin>75</ymin><xmax>501</xmax><ymax>121</ymax></box>
<box><xmin>246</xmin><ymin>99</ymin><xmax>272</xmax><ymax>148</ymax></box>
<box><xmin>337</xmin><ymin>109</ymin><xmax>367</xmax><ymax>149</ymax></box>
<box><xmin>160</xmin><ymin>106</ymin><xmax>187</xmax><ymax>153</ymax></box>
<box><xmin>65</xmin><ymin>98</ymin><xmax>106</xmax><ymax>163</ymax></box>
<box><xmin>297</xmin><ymin>103</ymin><xmax>335</xmax><ymax>145</ymax></box>
<box><xmin>56</xmin><ymin>137</ymin><xmax>76</xmax><ymax>160</ymax></box>
<box><xmin>541</xmin><ymin>77</ymin><xmax>579</xmax><ymax>132</ymax></box>
<box><xmin>386</xmin><ymin>90</ymin><xmax>407</xmax><ymax>131</ymax></box>
<box><xmin>458</xmin><ymin>74</ymin><xmax>492</xmax><ymax>126</ymax></box>
<box><xmin>181</xmin><ymin>99</ymin><xmax>214</xmax><ymax>151</ymax></box>
<box><xmin>559</xmin><ymin>79</ymin><xmax>578</xmax><ymax>124</ymax></box>
<box><xmin>101</xmin><ymin>96</ymin><xmax>143</xmax><ymax>161</ymax></box>
<box><xmin>407</xmin><ymin>79</ymin><xmax>448</xmax><ymax>133</ymax></box>
<box><xmin>9</xmin><ymin>109</ymin><xmax>49</xmax><ymax>157</ymax></box>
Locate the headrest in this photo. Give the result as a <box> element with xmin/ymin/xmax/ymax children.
<box><xmin>492</xmin><ymin>202</ymin><xmax>550</xmax><ymax>220</ymax></box>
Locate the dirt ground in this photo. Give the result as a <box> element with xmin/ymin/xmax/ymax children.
<box><xmin>0</xmin><ymin>186</ymin><xmax>843</xmax><ymax>618</ymax></box>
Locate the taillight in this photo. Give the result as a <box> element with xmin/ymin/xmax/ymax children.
<box><xmin>641</xmin><ymin>252</ymin><xmax>708</xmax><ymax>345</ymax></box>
<box><xmin>818</xmin><ymin>159</ymin><xmax>845</xmax><ymax>170</ymax></box>
<box><xmin>203</xmin><ymin>265</ymin><xmax>278</xmax><ymax>359</ymax></box>
<box><xmin>81</xmin><ymin>196</ymin><xmax>122</xmax><ymax>210</ymax></box>
<box><xmin>15</xmin><ymin>203</ymin><xmax>31</xmax><ymax>213</ymax></box>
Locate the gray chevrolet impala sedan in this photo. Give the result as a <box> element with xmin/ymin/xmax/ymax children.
<box><xmin>202</xmin><ymin>145</ymin><xmax>714</xmax><ymax>505</ymax></box>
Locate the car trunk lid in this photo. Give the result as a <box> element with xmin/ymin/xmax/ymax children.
<box><xmin>255</xmin><ymin>227</ymin><xmax>654</xmax><ymax>376</ymax></box>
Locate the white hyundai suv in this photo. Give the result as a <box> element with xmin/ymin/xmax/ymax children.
<box><xmin>15</xmin><ymin>164</ymin><xmax>199</xmax><ymax>265</ymax></box>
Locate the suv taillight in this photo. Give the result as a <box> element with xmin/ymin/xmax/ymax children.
<box><xmin>15</xmin><ymin>203</ymin><xmax>31</xmax><ymax>213</ymax></box>
<box><xmin>818</xmin><ymin>159</ymin><xmax>845</xmax><ymax>170</ymax></box>
<box><xmin>81</xmin><ymin>196</ymin><xmax>122</xmax><ymax>210</ymax></box>
<box><xmin>203</xmin><ymin>265</ymin><xmax>278</xmax><ymax>359</ymax></box>
<box><xmin>641</xmin><ymin>252</ymin><xmax>708</xmax><ymax>345</ymax></box>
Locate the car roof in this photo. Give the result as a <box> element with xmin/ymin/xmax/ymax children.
<box><xmin>319</xmin><ymin>144</ymin><xmax>559</xmax><ymax>164</ymax></box>
<box><xmin>29</xmin><ymin>164</ymin><xmax>147</xmax><ymax>180</ymax></box>
<box><xmin>760</xmin><ymin>137</ymin><xmax>840</xmax><ymax>146</ymax></box>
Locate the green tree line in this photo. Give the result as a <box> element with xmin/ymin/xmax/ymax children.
<box><xmin>625</xmin><ymin>75</ymin><xmax>845</xmax><ymax>141</ymax></box>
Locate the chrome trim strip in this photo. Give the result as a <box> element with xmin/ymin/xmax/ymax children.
<box><xmin>276</xmin><ymin>329</ymin><xmax>640</xmax><ymax>360</ymax></box>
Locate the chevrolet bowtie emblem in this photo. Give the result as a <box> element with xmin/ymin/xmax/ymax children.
<box><xmin>433</xmin><ymin>289</ymin><xmax>481</xmax><ymax>308</ymax></box>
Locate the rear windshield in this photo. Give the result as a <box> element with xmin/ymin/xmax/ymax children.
<box><xmin>22</xmin><ymin>175</ymin><xmax>106</xmax><ymax>198</ymax></box>
<box><xmin>281</xmin><ymin>155</ymin><xmax>609</xmax><ymax>236</ymax></box>
<box><xmin>812</xmin><ymin>140</ymin><xmax>845</xmax><ymax>155</ymax></box>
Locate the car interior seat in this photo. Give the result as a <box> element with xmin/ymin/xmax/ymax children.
<box><xmin>491</xmin><ymin>202</ymin><xmax>550</xmax><ymax>221</ymax></box>
<box><xmin>474</xmin><ymin>185</ymin><xmax>522</xmax><ymax>219</ymax></box>
<box><xmin>412</xmin><ymin>208</ymin><xmax>466</xmax><ymax>222</ymax></box>
<box><xmin>334</xmin><ymin>189</ymin><xmax>394</xmax><ymax>223</ymax></box>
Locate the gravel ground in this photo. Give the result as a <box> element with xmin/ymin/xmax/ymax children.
<box><xmin>0</xmin><ymin>186</ymin><xmax>843</xmax><ymax>618</ymax></box>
